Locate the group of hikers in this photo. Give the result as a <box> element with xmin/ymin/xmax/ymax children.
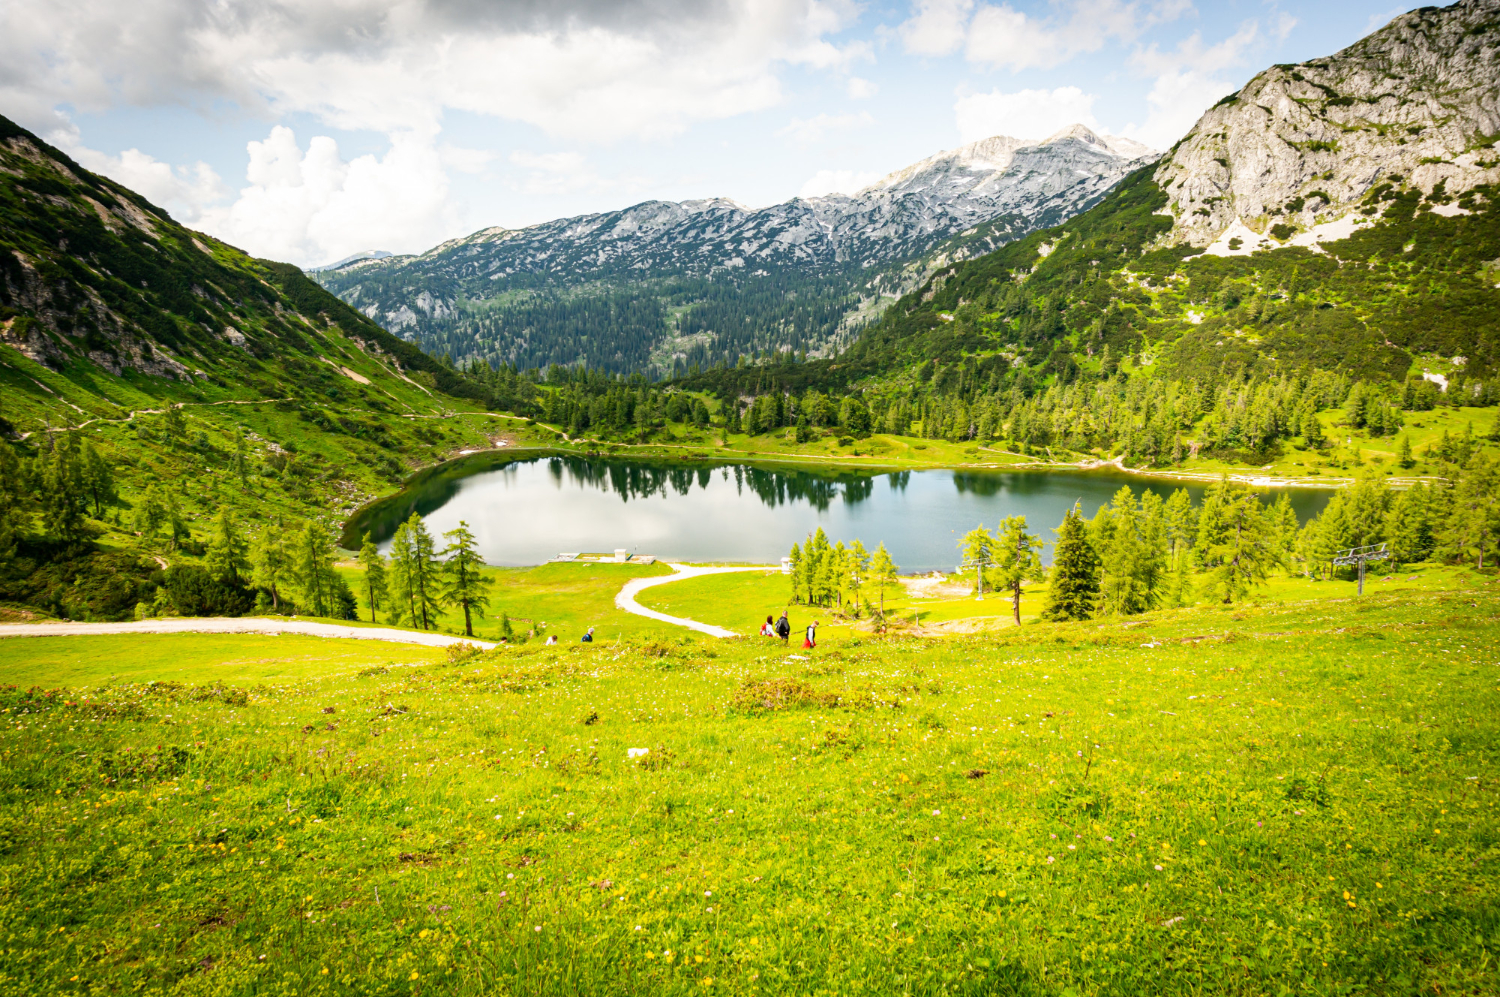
<box><xmin>760</xmin><ymin>610</ymin><xmax>817</xmax><ymax>649</ymax></box>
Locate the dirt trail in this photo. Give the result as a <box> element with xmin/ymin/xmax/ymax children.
<box><xmin>0</xmin><ymin>617</ymin><xmax>496</xmax><ymax>649</ymax></box>
<box><xmin>615</xmin><ymin>563</ymin><xmax>773</xmax><ymax>637</ymax></box>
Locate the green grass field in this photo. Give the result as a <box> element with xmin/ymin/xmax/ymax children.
<box><xmin>2</xmin><ymin>571</ymin><xmax>1496</xmax><ymax>996</ymax></box>
<box><xmin>0</xmin><ymin>634</ymin><xmax>445</xmax><ymax>688</ymax></box>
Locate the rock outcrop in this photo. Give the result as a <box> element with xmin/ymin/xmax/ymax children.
<box><xmin>1158</xmin><ymin>0</ymin><xmax>1500</xmax><ymax>248</ymax></box>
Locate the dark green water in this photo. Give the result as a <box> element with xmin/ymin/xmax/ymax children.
<box><xmin>344</xmin><ymin>453</ymin><xmax>1332</xmax><ymax>571</ymax></box>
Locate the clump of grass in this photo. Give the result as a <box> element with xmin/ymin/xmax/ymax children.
<box><xmin>728</xmin><ymin>677</ymin><xmax>825</xmax><ymax>713</ymax></box>
<box><xmin>445</xmin><ymin>642</ymin><xmax>483</xmax><ymax>664</ymax></box>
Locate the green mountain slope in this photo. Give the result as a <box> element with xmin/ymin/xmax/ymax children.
<box><xmin>667</xmin><ymin>3</ymin><xmax>1500</xmax><ymax>475</ymax></box>
<box><xmin>0</xmin><ymin>114</ymin><xmax>539</xmax><ymax>620</ymax></box>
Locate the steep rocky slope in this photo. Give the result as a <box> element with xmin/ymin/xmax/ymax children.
<box><xmin>1159</xmin><ymin>0</ymin><xmax>1500</xmax><ymax>253</ymax></box>
<box><xmin>313</xmin><ymin>126</ymin><xmax>1152</xmax><ymax>373</ymax></box>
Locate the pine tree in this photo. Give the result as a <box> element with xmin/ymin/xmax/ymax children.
<box><xmin>441</xmin><ymin>520</ymin><xmax>492</xmax><ymax>637</ymax></box>
<box><xmin>234</xmin><ymin>429</ymin><xmax>249</xmax><ymax>484</ymax></box>
<box><xmin>253</xmin><ymin>527</ymin><xmax>289</xmax><ymax>611</ymax></box>
<box><xmin>994</xmin><ymin>515</ymin><xmax>1045</xmax><ymax>625</ymax></box>
<box><xmin>81</xmin><ymin>440</ymin><xmax>115</xmax><ymax>517</ymax></box>
<box><xmin>1270</xmin><ymin>492</ymin><xmax>1300</xmax><ymax>569</ymax></box>
<box><xmin>1439</xmin><ymin>454</ymin><xmax>1500</xmax><ymax>569</ymax></box>
<box><xmin>390</xmin><ymin>513</ymin><xmax>443</xmax><ymax>628</ymax></box>
<box><xmin>1042</xmin><ymin>506</ymin><xmax>1100</xmax><ymax>622</ymax></box>
<box><xmin>357</xmin><ymin>532</ymin><xmax>389</xmax><ymax>624</ymax></box>
<box><xmin>205</xmin><ymin>509</ymin><xmax>249</xmax><ymax>585</ymax></box>
<box><xmin>40</xmin><ymin>449</ymin><xmax>87</xmax><ymax>540</ymax></box>
<box><xmin>1397</xmin><ymin>434</ymin><xmax>1414</xmax><ymax>468</ymax></box>
<box><xmin>1386</xmin><ymin>484</ymin><xmax>1435</xmax><ymax>566</ymax></box>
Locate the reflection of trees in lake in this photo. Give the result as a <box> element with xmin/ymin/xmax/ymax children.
<box><xmin>349</xmin><ymin>455</ymin><xmax>900</xmax><ymax>546</ymax></box>
<box><xmin>952</xmin><ymin>472</ymin><xmax>1009</xmax><ymax>498</ymax></box>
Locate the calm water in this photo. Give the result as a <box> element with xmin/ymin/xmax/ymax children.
<box><xmin>344</xmin><ymin>454</ymin><xmax>1333</xmax><ymax>572</ymax></box>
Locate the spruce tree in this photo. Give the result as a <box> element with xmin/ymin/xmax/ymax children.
<box><xmin>1042</xmin><ymin>507</ymin><xmax>1100</xmax><ymax>622</ymax></box>
<box><xmin>357</xmin><ymin>532</ymin><xmax>389</xmax><ymax>624</ymax></box>
<box><xmin>388</xmin><ymin>522</ymin><xmax>419</xmax><ymax>627</ymax></box>
<box><xmin>441</xmin><ymin>521</ymin><xmax>491</xmax><ymax>637</ymax></box>
<box><xmin>206</xmin><ymin>509</ymin><xmax>249</xmax><ymax>585</ymax></box>
<box><xmin>253</xmin><ymin>527</ymin><xmax>289</xmax><ymax>611</ymax></box>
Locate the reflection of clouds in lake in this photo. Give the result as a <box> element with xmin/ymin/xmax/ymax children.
<box><xmin>373</xmin><ymin>458</ymin><xmax>1331</xmax><ymax>570</ymax></box>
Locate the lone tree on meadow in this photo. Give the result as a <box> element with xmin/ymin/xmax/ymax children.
<box><xmin>1042</xmin><ymin>506</ymin><xmax>1100</xmax><ymax>622</ymax></box>
<box><xmin>994</xmin><ymin>515</ymin><xmax>1045</xmax><ymax>626</ymax></box>
<box><xmin>441</xmin><ymin>520</ymin><xmax>491</xmax><ymax>637</ymax></box>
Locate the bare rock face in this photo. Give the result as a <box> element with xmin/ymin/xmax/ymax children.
<box><xmin>1156</xmin><ymin>0</ymin><xmax>1500</xmax><ymax>247</ymax></box>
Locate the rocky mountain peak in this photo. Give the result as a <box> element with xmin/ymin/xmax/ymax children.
<box><xmin>1157</xmin><ymin>0</ymin><xmax>1500</xmax><ymax>252</ymax></box>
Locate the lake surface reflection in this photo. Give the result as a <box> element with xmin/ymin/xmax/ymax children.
<box><xmin>345</xmin><ymin>454</ymin><xmax>1332</xmax><ymax>571</ymax></box>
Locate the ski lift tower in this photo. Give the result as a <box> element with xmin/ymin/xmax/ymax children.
<box><xmin>1333</xmin><ymin>542</ymin><xmax>1391</xmax><ymax>596</ymax></box>
<box><xmin>958</xmin><ymin>550</ymin><xmax>995</xmax><ymax>600</ymax></box>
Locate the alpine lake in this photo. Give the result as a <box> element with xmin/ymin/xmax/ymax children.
<box><xmin>343</xmin><ymin>451</ymin><xmax>1335</xmax><ymax>572</ymax></box>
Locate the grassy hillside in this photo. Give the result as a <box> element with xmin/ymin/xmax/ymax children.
<box><xmin>1</xmin><ymin>583</ymin><xmax>1493</xmax><ymax>995</ymax></box>
<box><xmin>0</xmin><ymin>113</ymin><xmax>563</xmax><ymax>621</ymax></box>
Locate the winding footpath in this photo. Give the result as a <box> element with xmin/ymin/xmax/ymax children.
<box><xmin>615</xmin><ymin>563</ymin><xmax>775</xmax><ymax>637</ymax></box>
<box><xmin>0</xmin><ymin>617</ymin><xmax>496</xmax><ymax>649</ymax></box>
<box><xmin>0</xmin><ymin>564</ymin><xmax>770</xmax><ymax>648</ymax></box>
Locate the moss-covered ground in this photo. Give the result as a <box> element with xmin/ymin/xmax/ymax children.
<box><xmin>2</xmin><ymin>575</ymin><xmax>1496</xmax><ymax>996</ymax></box>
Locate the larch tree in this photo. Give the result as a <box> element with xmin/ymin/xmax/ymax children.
<box><xmin>1197</xmin><ymin>490</ymin><xmax>1281</xmax><ymax>604</ymax></box>
<box><xmin>441</xmin><ymin>520</ymin><xmax>492</xmax><ymax>637</ymax></box>
<box><xmin>993</xmin><ymin>515</ymin><xmax>1045</xmax><ymax>626</ymax></box>
<box><xmin>868</xmin><ymin>542</ymin><xmax>898</xmax><ymax>620</ymax></box>
<box><xmin>357</xmin><ymin>531</ymin><xmax>389</xmax><ymax>624</ymax></box>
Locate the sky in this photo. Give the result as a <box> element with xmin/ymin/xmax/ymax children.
<box><xmin>1</xmin><ymin>0</ymin><xmax>1423</xmax><ymax>268</ymax></box>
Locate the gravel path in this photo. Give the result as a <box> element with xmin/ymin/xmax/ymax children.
<box><xmin>0</xmin><ymin>617</ymin><xmax>496</xmax><ymax>649</ymax></box>
<box><xmin>615</xmin><ymin>563</ymin><xmax>773</xmax><ymax>637</ymax></box>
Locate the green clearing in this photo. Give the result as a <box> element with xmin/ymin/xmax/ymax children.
<box><xmin>0</xmin><ymin>633</ymin><xmax>445</xmax><ymax>688</ymax></box>
<box><xmin>335</xmin><ymin>561</ymin><xmax>675</xmax><ymax>645</ymax></box>
<box><xmin>3</xmin><ymin>583</ymin><xmax>1496</xmax><ymax>995</ymax></box>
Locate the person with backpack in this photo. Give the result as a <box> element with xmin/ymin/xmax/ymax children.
<box><xmin>775</xmin><ymin>611</ymin><xmax>791</xmax><ymax>644</ymax></box>
<box><xmin>581</xmin><ymin>626</ymin><xmax>594</xmax><ymax>643</ymax></box>
<box><xmin>803</xmin><ymin>619</ymin><xmax>818</xmax><ymax>649</ymax></box>
<box><xmin>760</xmin><ymin>615</ymin><xmax>775</xmax><ymax>637</ymax></box>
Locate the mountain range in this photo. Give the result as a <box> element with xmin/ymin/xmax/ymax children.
<box><xmin>311</xmin><ymin>125</ymin><xmax>1155</xmax><ymax>374</ymax></box>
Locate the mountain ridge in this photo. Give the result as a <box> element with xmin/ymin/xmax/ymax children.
<box><xmin>311</xmin><ymin>126</ymin><xmax>1155</xmax><ymax>374</ymax></box>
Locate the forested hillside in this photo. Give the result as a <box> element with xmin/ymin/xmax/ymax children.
<box><xmin>0</xmin><ymin>113</ymin><xmax>534</xmax><ymax>621</ymax></box>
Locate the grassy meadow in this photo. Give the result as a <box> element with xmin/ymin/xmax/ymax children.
<box><xmin>1</xmin><ymin>566</ymin><xmax>1497</xmax><ymax>996</ymax></box>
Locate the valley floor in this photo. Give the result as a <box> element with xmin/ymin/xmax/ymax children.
<box><xmin>0</xmin><ymin>569</ymin><xmax>1495</xmax><ymax>995</ymax></box>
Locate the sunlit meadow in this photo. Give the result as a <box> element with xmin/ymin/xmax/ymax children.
<box><xmin>1</xmin><ymin>583</ymin><xmax>1496</xmax><ymax>995</ymax></box>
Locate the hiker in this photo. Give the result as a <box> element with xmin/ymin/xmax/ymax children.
<box><xmin>759</xmin><ymin>614</ymin><xmax>774</xmax><ymax>637</ymax></box>
<box><xmin>581</xmin><ymin>626</ymin><xmax>595</xmax><ymax>643</ymax></box>
<box><xmin>545</xmin><ymin>634</ymin><xmax>558</xmax><ymax>646</ymax></box>
<box><xmin>803</xmin><ymin>619</ymin><xmax>818</xmax><ymax>649</ymax></box>
<box><xmin>775</xmin><ymin>611</ymin><xmax>791</xmax><ymax>643</ymax></box>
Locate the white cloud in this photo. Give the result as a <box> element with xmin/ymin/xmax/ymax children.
<box><xmin>900</xmin><ymin>0</ymin><xmax>975</xmax><ymax>56</ymax></box>
<box><xmin>64</xmin><ymin>144</ymin><xmax>228</xmax><ymax>223</ymax></box>
<box><xmin>846</xmin><ymin>76</ymin><xmax>879</xmax><ymax>99</ymax></box>
<box><xmin>1121</xmin><ymin>21</ymin><xmax>1261</xmax><ymax>149</ymax></box>
<box><xmin>798</xmin><ymin>169</ymin><xmax>880</xmax><ymax>197</ymax></box>
<box><xmin>1274</xmin><ymin>12</ymin><xmax>1298</xmax><ymax>42</ymax></box>
<box><xmin>954</xmin><ymin>86</ymin><xmax>1098</xmax><ymax>143</ymax></box>
<box><xmin>777</xmin><ymin>111</ymin><xmax>875</xmax><ymax>146</ymax></box>
<box><xmin>0</xmin><ymin>0</ymin><xmax>867</xmax><ymax>143</ymax></box>
<box><xmin>954</xmin><ymin>0</ymin><xmax>1192</xmax><ymax>72</ymax></box>
<box><xmin>188</xmin><ymin>126</ymin><xmax>459</xmax><ymax>266</ymax></box>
